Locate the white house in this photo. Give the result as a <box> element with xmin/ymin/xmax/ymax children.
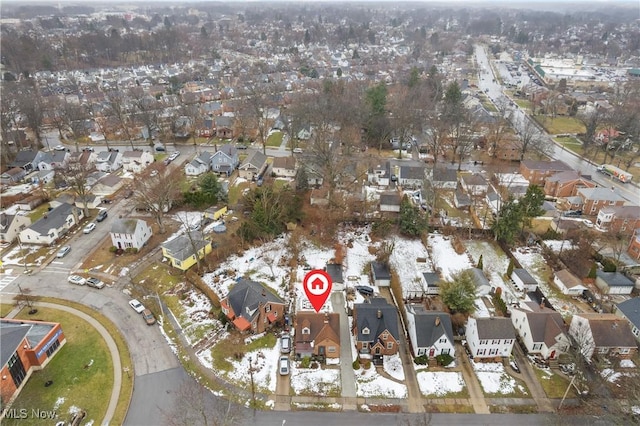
<box><xmin>95</xmin><ymin>151</ymin><xmax>122</xmax><ymax>172</ymax></box>
<box><xmin>553</xmin><ymin>269</ymin><xmax>587</xmax><ymax>296</ymax></box>
<box><xmin>511</xmin><ymin>302</ymin><xmax>570</xmax><ymax>360</ymax></box>
<box><xmin>19</xmin><ymin>203</ymin><xmax>83</xmax><ymax>245</ymax></box>
<box><xmin>422</xmin><ymin>272</ymin><xmax>441</xmax><ymax>295</ymax></box>
<box><xmin>405</xmin><ymin>305</ymin><xmax>455</xmax><ymax>358</ymax></box>
<box><xmin>0</xmin><ymin>212</ymin><xmax>31</xmax><ymax>243</ymax></box>
<box><xmin>511</xmin><ymin>268</ymin><xmax>538</xmax><ymax>292</ymax></box>
<box><xmin>569</xmin><ymin>313</ymin><xmax>638</xmax><ymax>360</ymax></box>
<box><xmin>595</xmin><ymin>270</ymin><xmax>635</xmax><ymax>295</ymax></box>
<box><xmin>110</xmin><ymin>218</ymin><xmax>152</xmax><ymax>251</ymax></box>
<box><xmin>185</xmin><ymin>151</ymin><xmax>213</xmax><ymax>176</ymax></box>
<box><xmin>466</xmin><ymin>317</ymin><xmax>516</xmax><ymax>359</ymax></box>
<box><xmin>272</xmin><ymin>156</ymin><xmax>297</xmax><ymax>178</ymax></box>
<box><xmin>121</xmin><ymin>150</ymin><xmax>154</xmax><ymax>174</ymax></box>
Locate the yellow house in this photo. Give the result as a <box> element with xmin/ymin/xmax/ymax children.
<box><xmin>203</xmin><ymin>205</ymin><xmax>228</xmax><ymax>221</ymax></box>
<box><xmin>161</xmin><ymin>232</ymin><xmax>212</xmax><ymax>270</ymax></box>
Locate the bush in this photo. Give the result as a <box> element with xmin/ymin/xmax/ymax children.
<box><xmin>601</xmin><ymin>258</ymin><xmax>617</xmax><ymax>273</ymax></box>
<box><xmin>362</xmin><ymin>360</ymin><xmax>371</xmax><ymax>370</ymax></box>
<box><xmin>109</xmin><ymin>246</ymin><xmax>118</xmax><ymax>253</ymax></box>
<box><xmin>436</xmin><ymin>353</ymin><xmax>454</xmax><ymax>366</ymax></box>
<box><xmin>587</xmin><ymin>263</ymin><xmax>597</xmax><ymax>279</ymax></box>
<box><xmin>492</xmin><ymin>293</ymin><xmax>508</xmax><ymax>316</ymax></box>
<box><xmin>352</xmin><ymin>359</ymin><xmax>360</xmax><ymax>370</ymax></box>
<box><xmin>300</xmin><ymin>357</ymin><xmax>311</xmax><ymax>369</ymax></box>
<box><xmin>414</xmin><ymin>355</ymin><xmax>428</xmax><ymax>365</ymax></box>
<box><xmin>506</xmin><ymin>259</ymin><xmax>514</xmax><ymax>277</ymax></box>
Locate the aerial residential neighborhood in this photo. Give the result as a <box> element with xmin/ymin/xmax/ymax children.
<box><xmin>1</xmin><ymin>1</ymin><xmax>639</xmax><ymax>425</ymax></box>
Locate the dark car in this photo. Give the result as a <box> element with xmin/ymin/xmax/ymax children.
<box><xmin>355</xmin><ymin>285</ymin><xmax>374</xmax><ymax>296</ymax></box>
<box><xmin>142</xmin><ymin>309</ymin><xmax>156</xmax><ymax>325</ymax></box>
<box><xmin>96</xmin><ymin>209</ymin><xmax>108</xmax><ymax>222</ymax></box>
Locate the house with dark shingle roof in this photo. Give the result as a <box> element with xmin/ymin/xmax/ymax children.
<box><xmin>379</xmin><ymin>191</ymin><xmax>402</xmax><ymax>213</ymax></box>
<box><xmin>511</xmin><ymin>268</ymin><xmax>538</xmax><ymax>292</ymax></box>
<box><xmin>511</xmin><ymin>302</ymin><xmax>570</xmax><ymax>360</ymax></box>
<box><xmin>325</xmin><ymin>263</ymin><xmax>344</xmax><ymax>291</ymax></box>
<box><xmin>432</xmin><ymin>167</ymin><xmax>458</xmax><ymax>190</ymax></box>
<box><xmin>405</xmin><ymin>305</ymin><xmax>455</xmax><ymax>358</ymax></box>
<box><xmin>238</xmin><ymin>149</ymin><xmax>267</xmax><ymax>181</ymax></box>
<box><xmin>18</xmin><ymin>203</ymin><xmax>83</xmax><ymax>245</ymax></box>
<box><xmin>211</xmin><ymin>144</ymin><xmax>239</xmax><ymax>176</ymax></box>
<box><xmin>185</xmin><ymin>151</ymin><xmax>213</xmax><ymax>176</ymax></box>
<box><xmin>543</xmin><ymin>170</ymin><xmax>595</xmax><ymax>198</ymax></box>
<box><xmin>595</xmin><ymin>270</ymin><xmax>635</xmax><ymax>295</ymax></box>
<box><xmin>272</xmin><ymin>156</ymin><xmax>297</xmax><ymax>178</ymax></box>
<box><xmin>569</xmin><ymin>313</ymin><xmax>637</xmax><ymax>359</ymax></box>
<box><xmin>466</xmin><ymin>317</ymin><xmax>516</xmax><ymax>359</ymax></box>
<box><xmin>294</xmin><ymin>312</ymin><xmax>341</xmax><ymax>362</ymax></box>
<box><xmin>352</xmin><ymin>298</ymin><xmax>399</xmax><ymax>362</ymax></box>
<box><xmin>9</xmin><ymin>150</ymin><xmax>46</xmax><ymax>172</ymax></box>
<box><xmin>520</xmin><ymin>160</ymin><xmax>572</xmax><ymax>186</ymax></box>
<box><xmin>110</xmin><ymin>218</ymin><xmax>152</xmax><ymax>250</ymax></box>
<box><xmin>161</xmin><ymin>231</ymin><xmax>212</xmax><ymax>271</ymax></box>
<box><xmin>615</xmin><ymin>298</ymin><xmax>640</xmax><ymax>343</ymax></box>
<box><xmin>221</xmin><ymin>279</ymin><xmax>285</xmax><ymax>333</ymax></box>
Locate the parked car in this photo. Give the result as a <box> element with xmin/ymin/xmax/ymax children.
<box><xmin>280</xmin><ymin>334</ymin><xmax>291</xmax><ymax>354</ymax></box>
<box><xmin>142</xmin><ymin>309</ymin><xmax>156</xmax><ymax>325</ymax></box>
<box><xmin>56</xmin><ymin>245</ymin><xmax>71</xmax><ymax>258</ymax></box>
<box><xmin>129</xmin><ymin>299</ymin><xmax>145</xmax><ymax>314</ymax></box>
<box><xmin>154</xmin><ymin>145</ymin><xmax>166</xmax><ymax>152</ymax></box>
<box><xmin>355</xmin><ymin>285</ymin><xmax>374</xmax><ymax>296</ymax></box>
<box><xmin>83</xmin><ymin>223</ymin><xmax>96</xmax><ymax>234</ymax></box>
<box><xmin>86</xmin><ymin>277</ymin><xmax>105</xmax><ymax>289</ymax></box>
<box><xmin>509</xmin><ymin>358</ymin><xmax>521</xmax><ymax>374</ymax></box>
<box><xmin>96</xmin><ymin>209</ymin><xmax>108</xmax><ymax>222</ymax></box>
<box><xmin>293</xmin><ymin>148</ymin><xmax>303</xmax><ymax>153</ymax></box>
<box><xmin>169</xmin><ymin>151</ymin><xmax>181</xmax><ymax>161</ymax></box>
<box><xmin>54</xmin><ymin>145</ymin><xmax>66</xmax><ymax>151</ymax></box>
<box><xmin>68</xmin><ymin>275</ymin><xmax>86</xmax><ymax>286</ymax></box>
<box><xmin>279</xmin><ymin>356</ymin><xmax>290</xmax><ymax>376</ymax></box>
<box><xmin>82</xmin><ymin>146</ymin><xmax>94</xmax><ymax>152</ymax></box>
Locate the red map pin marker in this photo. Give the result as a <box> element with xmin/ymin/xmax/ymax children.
<box><xmin>303</xmin><ymin>269</ymin><xmax>332</xmax><ymax>313</ymax></box>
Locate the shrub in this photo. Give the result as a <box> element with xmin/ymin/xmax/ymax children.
<box><xmin>601</xmin><ymin>258</ymin><xmax>617</xmax><ymax>273</ymax></box>
<box><xmin>109</xmin><ymin>246</ymin><xmax>118</xmax><ymax>253</ymax></box>
<box><xmin>436</xmin><ymin>353</ymin><xmax>454</xmax><ymax>366</ymax></box>
<box><xmin>414</xmin><ymin>355</ymin><xmax>428</xmax><ymax>365</ymax></box>
<box><xmin>506</xmin><ymin>259</ymin><xmax>514</xmax><ymax>277</ymax></box>
<box><xmin>477</xmin><ymin>254</ymin><xmax>483</xmax><ymax>270</ymax></box>
<box><xmin>352</xmin><ymin>359</ymin><xmax>360</xmax><ymax>370</ymax></box>
<box><xmin>587</xmin><ymin>263</ymin><xmax>597</xmax><ymax>279</ymax></box>
<box><xmin>363</xmin><ymin>360</ymin><xmax>371</xmax><ymax>370</ymax></box>
<box><xmin>300</xmin><ymin>357</ymin><xmax>311</xmax><ymax>369</ymax></box>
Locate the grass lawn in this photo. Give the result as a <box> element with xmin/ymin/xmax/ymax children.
<box><xmin>228</xmin><ymin>180</ymin><xmax>251</xmax><ymax>205</ymax></box>
<box><xmin>7</xmin><ymin>307</ymin><xmax>114</xmax><ymax>426</ymax></box>
<box><xmin>1</xmin><ymin>303</ymin><xmax>15</xmax><ymax>317</ymax></box>
<box><xmin>28</xmin><ymin>203</ymin><xmax>51</xmax><ymax>222</ymax></box>
<box><xmin>515</xmin><ymin>99</ymin><xmax>532</xmax><ymax>110</ymax></box>
<box><xmin>266</xmin><ymin>131</ymin><xmax>283</xmax><ymax>147</ymax></box>
<box><xmin>534</xmin><ymin>116</ymin><xmax>586</xmax><ymax>135</ymax></box>
<box><xmin>534</xmin><ymin>368</ymin><xmax>575</xmax><ymax>399</ymax></box>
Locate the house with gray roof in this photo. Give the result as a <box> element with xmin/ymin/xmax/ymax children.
<box><xmin>553</xmin><ymin>269</ymin><xmax>587</xmax><ymax>296</ymax></box>
<box><xmin>0</xmin><ymin>167</ymin><xmax>27</xmax><ymax>184</ymax></box>
<box><xmin>161</xmin><ymin>231</ymin><xmax>211</xmax><ymax>271</ymax></box>
<box><xmin>353</xmin><ymin>298</ymin><xmax>399</xmax><ymax>362</ymax></box>
<box><xmin>214</xmin><ymin>115</ymin><xmax>234</xmax><ymax>139</ymax></box>
<box><xmin>467</xmin><ymin>268</ymin><xmax>493</xmax><ymax>296</ymax></box>
<box><xmin>432</xmin><ymin>167</ymin><xmax>458</xmax><ymax>190</ymax></box>
<box><xmin>221</xmin><ymin>279</ymin><xmax>285</xmax><ymax>333</ymax></box>
<box><xmin>595</xmin><ymin>270</ymin><xmax>635</xmax><ymax>295</ymax></box>
<box><xmin>577</xmin><ymin>187</ymin><xmax>626</xmax><ymax>216</ymax></box>
<box><xmin>37</xmin><ymin>151</ymin><xmax>69</xmax><ymax>171</ymax></box>
<box><xmin>569</xmin><ymin>313</ymin><xmax>637</xmax><ymax>359</ymax></box>
<box><xmin>325</xmin><ymin>263</ymin><xmax>344</xmax><ymax>291</ymax></box>
<box><xmin>615</xmin><ymin>298</ymin><xmax>640</xmax><ymax>343</ymax></box>
<box><xmin>371</xmin><ymin>262</ymin><xmax>391</xmax><ymax>287</ymax></box>
<box><xmin>511</xmin><ymin>268</ymin><xmax>538</xmax><ymax>292</ymax></box>
<box><xmin>238</xmin><ymin>149</ymin><xmax>267</xmax><ymax>180</ymax></box>
<box><xmin>185</xmin><ymin>151</ymin><xmax>213</xmax><ymax>176</ymax></box>
<box><xmin>379</xmin><ymin>191</ymin><xmax>402</xmax><ymax>213</ymax></box>
<box><xmin>19</xmin><ymin>203</ymin><xmax>83</xmax><ymax>245</ymax></box>
<box><xmin>405</xmin><ymin>305</ymin><xmax>455</xmax><ymax>359</ymax></box>
<box><xmin>110</xmin><ymin>218</ymin><xmax>152</xmax><ymax>250</ymax></box>
<box><xmin>95</xmin><ymin>151</ymin><xmax>122</xmax><ymax>172</ymax></box>
<box><xmin>397</xmin><ymin>164</ymin><xmax>427</xmax><ymax>188</ymax></box>
<box><xmin>9</xmin><ymin>150</ymin><xmax>46</xmax><ymax>172</ymax></box>
<box><xmin>211</xmin><ymin>144</ymin><xmax>239</xmax><ymax>176</ymax></box>
<box><xmin>461</xmin><ymin>173</ymin><xmax>489</xmax><ymax>196</ymax></box>
<box><xmin>511</xmin><ymin>302</ymin><xmax>570</xmax><ymax>360</ymax></box>
<box><xmin>466</xmin><ymin>317</ymin><xmax>516</xmax><ymax>359</ymax></box>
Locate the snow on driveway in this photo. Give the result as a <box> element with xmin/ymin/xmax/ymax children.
<box><xmin>416</xmin><ymin>371</ymin><xmax>465</xmax><ymax>396</ymax></box>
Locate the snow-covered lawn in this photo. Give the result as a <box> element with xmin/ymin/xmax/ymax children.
<box><xmin>472</xmin><ymin>361</ymin><xmax>527</xmax><ymax>396</ymax></box>
<box><xmin>177</xmin><ymin>289</ymin><xmax>220</xmax><ymax>346</ymax></box>
<box><xmin>542</xmin><ymin>240</ymin><xmax>576</xmax><ymax>253</ymax></box>
<box><xmin>383</xmin><ymin>354</ymin><xmax>405</xmax><ymax>381</ymax></box>
<box><xmin>427</xmin><ymin>234</ymin><xmax>472</xmax><ymax>280</ymax></box>
<box><xmin>223</xmin><ymin>344</ymin><xmax>280</xmax><ymax>393</ymax></box>
<box><xmin>354</xmin><ymin>366</ymin><xmax>407</xmax><ymax>398</ymax></box>
<box><xmin>389</xmin><ymin>236</ymin><xmax>433</xmax><ymax>298</ymax></box>
<box><xmin>290</xmin><ymin>365</ymin><xmax>341</xmax><ymax>396</ymax></box>
<box><xmin>416</xmin><ymin>371</ymin><xmax>466</xmax><ymax>396</ymax></box>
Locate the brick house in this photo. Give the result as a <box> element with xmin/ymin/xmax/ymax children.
<box><xmin>221</xmin><ymin>279</ymin><xmax>285</xmax><ymax>334</ymax></box>
<box><xmin>569</xmin><ymin>313</ymin><xmax>637</xmax><ymax>360</ymax></box>
<box><xmin>627</xmin><ymin>229</ymin><xmax>640</xmax><ymax>261</ymax></box>
<box><xmin>543</xmin><ymin>171</ymin><xmax>595</xmax><ymax>198</ymax></box>
<box><xmin>352</xmin><ymin>298</ymin><xmax>399</xmax><ymax>363</ymax></box>
<box><xmin>294</xmin><ymin>312</ymin><xmax>341</xmax><ymax>362</ymax></box>
<box><xmin>520</xmin><ymin>160</ymin><xmax>572</xmax><ymax>186</ymax></box>
<box><xmin>576</xmin><ymin>187</ymin><xmax>626</xmax><ymax>216</ymax></box>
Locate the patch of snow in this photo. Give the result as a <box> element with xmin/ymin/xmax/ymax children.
<box><xmin>542</xmin><ymin>240</ymin><xmax>576</xmax><ymax>253</ymax></box>
<box><xmin>416</xmin><ymin>371</ymin><xmax>465</xmax><ymax>396</ymax></box>
<box><xmin>53</xmin><ymin>397</ymin><xmax>65</xmax><ymax>410</ymax></box>
<box><xmin>388</xmin><ymin>236</ymin><xmax>433</xmax><ymax>298</ymax></box>
<box><xmin>601</xmin><ymin>368</ymin><xmax>622</xmax><ymax>383</ymax></box>
<box><xmin>119</xmin><ymin>267</ymin><xmax>129</xmax><ymax>277</ymax></box>
<box><xmin>354</xmin><ymin>366</ymin><xmax>407</xmax><ymax>398</ymax></box>
<box><xmin>290</xmin><ymin>365</ymin><xmax>341</xmax><ymax>395</ymax></box>
<box><xmin>383</xmin><ymin>353</ymin><xmax>405</xmax><ymax>381</ymax></box>
<box><xmin>427</xmin><ymin>234</ymin><xmax>472</xmax><ymax>280</ymax></box>
<box><xmin>620</xmin><ymin>359</ymin><xmax>635</xmax><ymax>368</ymax></box>
<box><xmin>472</xmin><ymin>361</ymin><xmax>525</xmax><ymax>395</ymax></box>
<box><xmin>224</xmin><ymin>344</ymin><xmax>280</xmax><ymax>393</ymax></box>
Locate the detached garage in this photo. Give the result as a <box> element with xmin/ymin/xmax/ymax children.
<box><xmin>596</xmin><ymin>271</ymin><xmax>635</xmax><ymax>295</ymax></box>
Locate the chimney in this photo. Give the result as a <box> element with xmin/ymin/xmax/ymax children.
<box><xmin>376</xmin><ymin>309</ymin><xmax>382</xmax><ymax>319</ymax></box>
<box><xmin>435</xmin><ymin>316</ymin><xmax>440</xmax><ymax>327</ymax></box>
<box><xmin>324</xmin><ymin>313</ymin><xmax>329</xmax><ymax>324</ymax></box>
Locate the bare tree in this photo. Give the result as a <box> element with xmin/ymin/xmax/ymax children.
<box><xmin>15</xmin><ymin>79</ymin><xmax>46</xmax><ymax>149</ymax></box>
<box><xmin>104</xmin><ymin>88</ymin><xmax>135</xmax><ymax>150</ymax></box>
<box><xmin>243</xmin><ymin>83</ymin><xmax>276</xmax><ymax>155</ymax></box>
<box><xmin>64</xmin><ymin>161</ymin><xmax>95</xmax><ymax>218</ymax></box>
<box><xmin>162</xmin><ymin>380</ymin><xmax>245</xmax><ymax>426</ymax></box>
<box><xmin>514</xmin><ymin>118</ymin><xmax>552</xmax><ymax>160</ymax></box>
<box><xmin>132</xmin><ymin>165</ymin><xmax>183</xmax><ymax>233</ymax></box>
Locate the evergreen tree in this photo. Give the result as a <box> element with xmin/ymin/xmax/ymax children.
<box><xmin>506</xmin><ymin>259</ymin><xmax>514</xmax><ymax>277</ymax></box>
<box><xmin>477</xmin><ymin>255</ymin><xmax>484</xmax><ymax>270</ymax></box>
<box><xmin>399</xmin><ymin>195</ymin><xmax>427</xmax><ymax>237</ymax></box>
<box><xmin>440</xmin><ymin>270</ymin><xmax>477</xmax><ymax>314</ymax></box>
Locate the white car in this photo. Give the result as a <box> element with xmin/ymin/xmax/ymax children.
<box><xmin>129</xmin><ymin>299</ymin><xmax>145</xmax><ymax>314</ymax></box>
<box><xmin>83</xmin><ymin>223</ymin><xmax>96</xmax><ymax>234</ymax></box>
<box><xmin>169</xmin><ymin>151</ymin><xmax>181</xmax><ymax>161</ymax></box>
<box><xmin>293</xmin><ymin>148</ymin><xmax>303</xmax><ymax>153</ymax></box>
<box><xmin>68</xmin><ymin>275</ymin><xmax>86</xmax><ymax>286</ymax></box>
<box><xmin>53</xmin><ymin>145</ymin><xmax>66</xmax><ymax>151</ymax></box>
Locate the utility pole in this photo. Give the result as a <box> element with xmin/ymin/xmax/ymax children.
<box><xmin>248</xmin><ymin>355</ymin><xmax>256</xmax><ymax>418</ymax></box>
<box><xmin>558</xmin><ymin>374</ymin><xmax>576</xmax><ymax>410</ymax></box>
